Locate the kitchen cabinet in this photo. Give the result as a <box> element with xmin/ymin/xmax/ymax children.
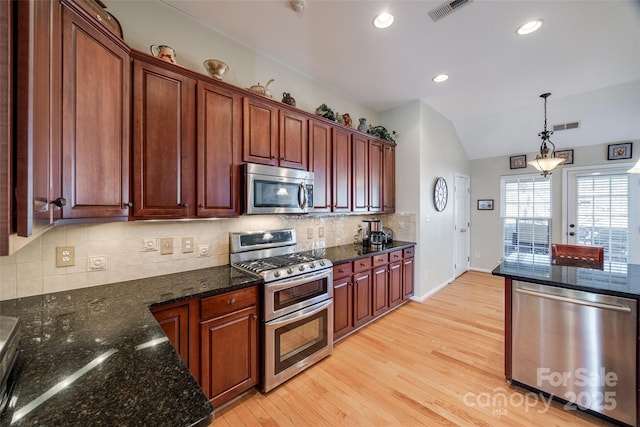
<box><xmin>388</xmin><ymin>250</ymin><xmax>403</xmax><ymax>308</ymax></box>
<box><xmin>199</xmin><ymin>286</ymin><xmax>258</xmax><ymax>407</ymax></box>
<box><xmin>383</xmin><ymin>143</ymin><xmax>396</xmax><ymax>213</ymax></box>
<box><xmin>242</xmin><ymin>98</ymin><xmax>307</xmax><ymax>170</ymax></box>
<box><xmin>309</xmin><ymin>120</ymin><xmax>332</xmax><ymax>212</ymax></box>
<box><xmin>333</xmin><ymin>263</ymin><xmax>354</xmax><ymax>340</ymax></box>
<box><xmin>403</xmin><ymin>247</ymin><xmax>415</xmax><ymax>300</ymax></box>
<box><xmin>197</xmin><ymin>81</ymin><xmax>241</xmax><ymax>217</ymax></box>
<box><xmin>151</xmin><ymin>301</ymin><xmax>191</xmax><ymax>367</ymax></box>
<box><xmin>0</xmin><ymin>0</ymin><xmax>9</xmax><ymax>255</ymax></box>
<box><xmin>131</xmin><ymin>57</ymin><xmax>196</xmax><ymax>218</ymax></box>
<box><xmin>369</xmin><ymin>140</ymin><xmax>384</xmax><ymax>212</ymax></box>
<box><xmin>332</xmin><ymin>128</ymin><xmax>352</xmax><ymax>213</ymax></box>
<box><xmin>352</xmin><ymin>134</ymin><xmax>369</xmax><ymax>212</ymax></box>
<box><xmin>372</xmin><ymin>253</ymin><xmax>389</xmax><ymax>317</ymax></box>
<box><xmin>352</xmin><ymin>257</ymin><xmax>373</xmax><ymax>328</ymax></box>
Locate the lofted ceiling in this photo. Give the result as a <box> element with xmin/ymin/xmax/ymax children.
<box><xmin>162</xmin><ymin>0</ymin><xmax>640</xmax><ymax>160</ymax></box>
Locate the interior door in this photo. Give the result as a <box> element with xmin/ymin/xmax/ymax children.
<box><xmin>565</xmin><ymin>166</ymin><xmax>634</xmax><ymax>266</ymax></box>
<box><xmin>454</xmin><ymin>174</ymin><xmax>470</xmax><ymax>277</ymax></box>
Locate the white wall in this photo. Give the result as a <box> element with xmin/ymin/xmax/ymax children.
<box><xmin>381</xmin><ymin>101</ymin><xmax>471</xmax><ymax>298</ymax></box>
<box><xmin>470</xmin><ymin>139</ymin><xmax>640</xmax><ymax>271</ymax></box>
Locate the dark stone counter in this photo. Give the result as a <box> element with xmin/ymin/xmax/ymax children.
<box><xmin>310</xmin><ymin>240</ymin><xmax>416</xmax><ymax>265</ymax></box>
<box><xmin>492</xmin><ymin>257</ymin><xmax>640</xmax><ymax>299</ymax></box>
<box><xmin>0</xmin><ymin>265</ymin><xmax>261</xmax><ymax>426</ymax></box>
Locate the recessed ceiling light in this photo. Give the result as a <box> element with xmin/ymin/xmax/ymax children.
<box><xmin>373</xmin><ymin>12</ymin><xmax>394</xmax><ymax>29</ymax></box>
<box><xmin>432</xmin><ymin>74</ymin><xmax>449</xmax><ymax>83</ymax></box>
<box><xmin>516</xmin><ymin>19</ymin><xmax>543</xmax><ymax>35</ymax></box>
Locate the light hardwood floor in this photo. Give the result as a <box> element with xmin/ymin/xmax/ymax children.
<box><xmin>213</xmin><ymin>271</ymin><xmax>613</xmax><ymax>426</ymax></box>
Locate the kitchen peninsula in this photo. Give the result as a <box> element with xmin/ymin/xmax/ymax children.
<box><xmin>493</xmin><ymin>258</ymin><xmax>640</xmax><ymax>426</ymax></box>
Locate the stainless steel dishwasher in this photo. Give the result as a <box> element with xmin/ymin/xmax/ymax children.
<box><xmin>512</xmin><ymin>280</ymin><xmax>637</xmax><ymax>426</ymax></box>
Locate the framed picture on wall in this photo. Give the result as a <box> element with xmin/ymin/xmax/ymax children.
<box><xmin>510</xmin><ymin>155</ymin><xmax>527</xmax><ymax>169</ymax></box>
<box><xmin>555</xmin><ymin>149</ymin><xmax>574</xmax><ymax>165</ymax></box>
<box><xmin>608</xmin><ymin>142</ymin><xmax>632</xmax><ymax>160</ymax></box>
<box><xmin>477</xmin><ymin>199</ymin><xmax>494</xmax><ymax>210</ymax></box>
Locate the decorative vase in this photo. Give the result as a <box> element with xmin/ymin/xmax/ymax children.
<box><xmin>150</xmin><ymin>45</ymin><xmax>177</xmax><ymax>64</ymax></box>
<box><xmin>357</xmin><ymin>118</ymin><xmax>367</xmax><ymax>132</ymax></box>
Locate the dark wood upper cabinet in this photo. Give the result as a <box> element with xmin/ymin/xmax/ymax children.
<box><xmin>332</xmin><ymin>128</ymin><xmax>352</xmax><ymax>213</ymax></box>
<box><xmin>0</xmin><ymin>0</ymin><xmax>11</xmax><ymax>254</ymax></box>
<box><xmin>278</xmin><ymin>110</ymin><xmax>308</xmax><ymax>170</ymax></box>
<box><xmin>383</xmin><ymin>143</ymin><xmax>396</xmax><ymax>213</ymax></box>
<box><xmin>352</xmin><ymin>134</ymin><xmax>369</xmax><ymax>212</ymax></box>
<box><xmin>242</xmin><ymin>97</ymin><xmax>278</xmax><ymax>166</ymax></box>
<box><xmin>60</xmin><ymin>4</ymin><xmax>130</xmax><ymax>219</ymax></box>
<box><xmin>309</xmin><ymin>121</ymin><xmax>332</xmax><ymax>212</ymax></box>
<box><xmin>131</xmin><ymin>57</ymin><xmax>196</xmax><ymax>218</ymax></box>
<box><xmin>369</xmin><ymin>140</ymin><xmax>384</xmax><ymax>212</ymax></box>
<box><xmin>197</xmin><ymin>82</ymin><xmax>241</xmax><ymax>217</ymax></box>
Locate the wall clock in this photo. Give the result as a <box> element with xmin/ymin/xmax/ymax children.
<box><xmin>434</xmin><ymin>177</ymin><xmax>448</xmax><ymax>212</ymax></box>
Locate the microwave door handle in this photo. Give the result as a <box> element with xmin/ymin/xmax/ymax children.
<box><xmin>298</xmin><ymin>182</ymin><xmax>307</xmax><ymax>209</ymax></box>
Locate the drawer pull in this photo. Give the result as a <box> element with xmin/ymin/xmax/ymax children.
<box><xmin>251</xmin><ymin>314</ymin><xmax>258</xmax><ymax>320</ymax></box>
<box><xmin>360</xmin><ymin>262</ymin><xmax>366</xmax><ymax>267</ymax></box>
<box><xmin>339</xmin><ymin>269</ymin><xmax>345</xmax><ymax>273</ymax></box>
<box><xmin>229</xmin><ymin>298</ymin><xmax>236</xmax><ymax>306</ymax></box>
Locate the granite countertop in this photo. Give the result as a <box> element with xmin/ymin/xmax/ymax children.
<box><xmin>0</xmin><ymin>265</ymin><xmax>261</xmax><ymax>426</ymax></box>
<box><xmin>316</xmin><ymin>240</ymin><xmax>416</xmax><ymax>265</ymax></box>
<box><xmin>492</xmin><ymin>257</ymin><xmax>640</xmax><ymax>299</ymax></box>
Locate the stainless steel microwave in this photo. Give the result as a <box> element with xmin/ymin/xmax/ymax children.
<box><xmin>244</xmin><ymin>163</ymin><xmax>314</xmax><ymax>214</ymax></box>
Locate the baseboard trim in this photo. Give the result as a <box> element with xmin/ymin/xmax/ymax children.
<box><xmin>410</xmin><ymin>277</ymin><xmax>454</xmax><ymax>302</ymax></box>
<box><xmin>469</xmin><ymin>267</ymin><xmax>493</xmax><ymax>274</ymax></box>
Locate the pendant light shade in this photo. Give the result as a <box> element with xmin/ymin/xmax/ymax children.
<box><xmin>527</xmin><ymin>93</ymin><xmax>565</xmax><ymax>177</ymax></box>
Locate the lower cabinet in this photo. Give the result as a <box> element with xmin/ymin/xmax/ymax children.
<box><xmin>403</xmin><ymin>247</ymin><xmax>415</xmax><ymax>300</ymax></box>
<box><xmin>200</xmin><ymin>286</ymin><xmax>258</xmax><ymax>407</ymax></box>
<box><xmin>332</xmin><ymin>268</ymin><xmax>354</xmax><ymax>340</ymax></box>
<box><xmin>151</xmin><ymin>301</ymin><xmax>191</xmax><ymax>367</ymax></box>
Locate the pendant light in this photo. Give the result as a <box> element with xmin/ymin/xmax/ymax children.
<box><xmin>527</xmin><ymin>93</ymin><xmax>566</xmax><ymax>177</ymax></box>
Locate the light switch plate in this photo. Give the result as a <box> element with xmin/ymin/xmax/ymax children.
<box><xmin>56</xmin><ymin>246</ymin><xmax>75</xmax><ymax>267</ymax></box>
<box><xmin>160</xmin><ymin>238</ymin><xmax>173</xmax><ymax>255</ymax></box>
<box><xmin>182</xmin><ymin>237</ymin><xmax>194</xmax><ymax>253</ymax></box>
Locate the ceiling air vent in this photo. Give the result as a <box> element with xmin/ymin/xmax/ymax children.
<box><xmin>552</xmin><ymin>121</ymin><xmax>581</xmax><ymax>132</ymax></box>
<box><xmin>428</xmin><ymin>0</ymin><xmax>473</xmax><ymax>22</ymax></box>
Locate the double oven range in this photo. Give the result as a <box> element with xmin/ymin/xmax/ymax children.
<box><xmin>230</xmin><ymin>229</ymin><xmax>333</xmax><ymax>392</ymax></box>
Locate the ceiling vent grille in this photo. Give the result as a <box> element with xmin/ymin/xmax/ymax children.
<box><xmin>552</xmin><ymin>121</ymin><xmax>581</xmax><ymax>132</ymax></box>
<box><xmin>428</xmin><ymin>0</ymin><xmax>473</xmax><ymax>22</ymax></box>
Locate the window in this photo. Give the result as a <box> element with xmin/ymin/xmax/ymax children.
<box><xmin>501</xmin><ymin>175</ymin><xmax>552</xmax><ymax>259</ymax></box>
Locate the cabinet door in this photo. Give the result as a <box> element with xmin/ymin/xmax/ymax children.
<box><xmin>369</xmin><ymin>140</ymin><xmax>384</xmax><ymax>212</ymax></box>
<box><xmin>383</xmin><ymin>143</ymin><xmax>396</xmax><ymax>213</ymax></box>
<box><xmin>200</xmin><ymin>305</ymin><xmax>258</xmax><ymax>407</ymax></box>
<box><xmin>279</xmin><ymin>110</ymin><xmax>308</xmax><ymax>170</ymax></box>
<box><xmin>403</xmin><ymin>257</ymin><xmax>415</xmax><ymax>300</ymax></box>
<box><xmin>333</xmin><ymin>274</ymin><xmax>353</xmax><ymax>341</ymax></box>
<box><xmin>197</xmin><ymin>82</ymin><xmax>240</xmax><ymax>217</ymax></box>
<box><xmin>332</xmin><ymin>128</ymin><xmax>352</xmax><ymax>213</ymax></box>
<box><xmin>352</xmin><ymin>134</ymin><xmax>369</xmax><ymax>212</ymax></box>
<box><xmin>132</xmin><ymin>59</ymin><xmax>196</xmax><ymax>218</ymax></box>
<box><xmin>388</xmin><ymin>260</ymin><xmax>403</xmax><ymax>308</ymax></box>
<box><xmin>309</xmin><ymin>120</ymin><xmax>332</xmax><ymax>212</ymax></box>
<box><xmin>0</xmin><ymin>0</ymin><xmax>9</xmax><ymax>253</ymax></box>
<box><xmin>352</xmin><ymin>270</ymin><xmax>373</xmax><ymax>328</ymax></box>
<box><xmin>151</xmin><ymin>303</ymin><xmax>190</xmax><ymax>367</ymax></box>
<box><xmin>60</xmin><ymin>5</ymin><xmax>130</xmax><ymax>218</ymax></box>
<box><xmin>372</xmin><ymin>264</ymin><xmax>388</xmax><ymax>317</ymax></box>
<box><xmin>243</xmin><ymin>97</ymin><xmax>278</xmax><ymax>166</ymax></box>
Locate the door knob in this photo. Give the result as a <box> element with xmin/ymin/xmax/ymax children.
<box><xmin>569</xmin><ymin>232</ymin><xmax>575</xmax><ymax>236</ymax></box>
<box><xmin>569</xmin><ymin>224</ymin><xmax>575</xmax><ymax>228</ymax></box>
<box><xmin>460</xmin><ymin>228</ymin><xmax>467</xmax><ymax>232</ymax></box>
<box><xmin>50</xmin><ymin>197</ymin><xmax>66</xmax><ymax>208</ymax></box>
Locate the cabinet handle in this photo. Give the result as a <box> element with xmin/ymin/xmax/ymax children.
<box><xmin>125</xmin><ymin>202</ymin><xmax>133</xmax><ymax>208</ymax></box>
<box><xmin>229</xmin><ymin>298</ymin><xmax>236</xmax><ymax>305</ymax></box>
<box><xmin>360</xmin><ymin>262</ymin><xmax>366</xmax><ymax>267</ymax></box>
<box><xmin>50</xmin><ymin>197</ymin><xmax>66</xmax><ymax>208</ymax></box>
<box><xmin>199</xmin><ymin>204</ymin><xmax>205</xmax><ymax>208</ymax></box>
<box><xmin>251</xmin><ymin>314</ymin><xmax>258</xmax><ymax>320</ymax></box>
<box><xmin>338</xmin><ymin>269</ymin><xmax>345</xmax><ymax>273</ymax></box>
<box><xmin>349</xmin><ymin>282</ymin><xmax>354</xmax><ymax>287</ymax></box>
<box><xmin>182</xmin><ymin>203</ymin><xmax>190</xmax><ymax>208</ymax></box>
<box><xmin>281</xmin><ymin>156</ymin><xmax>286</xmax><ymax>161</ymax></box>
<box><xmin>271</xmin><ymin>156</ymin><xmax>276</xmax><ymax>160</ymax></box>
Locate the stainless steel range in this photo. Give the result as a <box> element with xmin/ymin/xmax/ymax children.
<box><xmin>230</xmin><ymin>229</ymin><xmax>333</xmax><ymax>392</ymax></box>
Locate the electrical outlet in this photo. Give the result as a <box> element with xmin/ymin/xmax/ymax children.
<box><xmin>160</xmin><ymin>238</ymin><xmax>173</xmax><ymax>255</ymax></box>
<box><xmin>182</xmin><ymin>237</ymin><xmax>194</xmax><ymax>253</ymax></box>
<box><xmin>142</xmin><ymin>238</ymin><xmax>158</xmax><ymax>252</ymax></box>
<box><xmin>88</xmin><ymin>256</ymin><xmax>107</xmax><ymax>271</ymax></box>
<box><xmin>318</xmin><ymin>227</ymin><xmax>324</xmax><ymax>238</ymax></box>
<box><xmin>56</xmin><ymin>246</ymin><xmax>75</xmax><ymax>267</ymax></box>
<box><xmin>198</xmin><ymin>245</ymin><xmax>210</xmax><ymax>257</ymax></box>
<box><xmin>307</xmin><ymin>227</ymin><xmax>313</xmax><ymax>239</ymax></box>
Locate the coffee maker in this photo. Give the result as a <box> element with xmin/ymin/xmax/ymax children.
<box><xmin>362</xmin><ymin>219</ymin><xmax>386</xmax><ymax>249</ymax></box>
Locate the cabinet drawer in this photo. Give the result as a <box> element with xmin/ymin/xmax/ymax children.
<box><xmin>372</xmin><ymin>253</ymin><xmax>388</xmax><ymax>266</ymax></box>
<box><xmin>333</xmin><ymin>263</ymin><xmax>353</xmax><ymax>278</ymax></box>
<box><xmin>353</xmin><ymin>257</ymin><xmax>372</xmax><ymax>272</ymax></box>
<box><xmin>201</xmin><ymin>286</ymin><xmax>258</xmax><ymax>320</ymax></box>
<box><xmin>403</xmin><ymin>247</ymin><xmax>415</xmax><ymax>258</ymax></box>
<box><xmin>389</xmin><ymin>250</ymin><xmax>403</xmax><ymax>262</ymax></box>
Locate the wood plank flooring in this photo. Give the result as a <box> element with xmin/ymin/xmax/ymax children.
<box><xmin>212</xmin><ymin>271</ymin><xmax>613</xmax><ymax>426</ymax></box>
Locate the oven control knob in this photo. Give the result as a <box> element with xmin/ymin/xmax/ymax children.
<box><xmin>309</xmin><ymin>263</ymin><xmax>315</xmax><ymax>269</ymax></box>
<box><xmin>274</xmin><ymin>271</ymin><xmax>281</xmax><ymax>278</ymax></box>
<box><xmin>298</xmin><ymin>265</ymin><xmax>305</xmax><ymax>272</ymax></box>
<box><xmin>287</xmin><ymin>267</ymin><xmax>293</xmax><ymax>275</ymax></box>
<box><xmin>319</xmin><ymin>260</ymin><xmax>325</xmax><ymax>266</ymax></box>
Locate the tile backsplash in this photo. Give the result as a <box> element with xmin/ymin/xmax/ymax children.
<box><xmin>0</xmin><ymin>213</ymin><xmax>416</xmax><ymax>300</ymax></box>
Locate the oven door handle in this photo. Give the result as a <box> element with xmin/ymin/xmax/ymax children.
<box><xmin>267</xmin><ymin>299</ymin><xmax>333</xmax><ymax>327</ymax></box>
<box><xmin>267</xmin><ymin>269</ymin><xmax>333</xmax><ymax>291</ymax></box>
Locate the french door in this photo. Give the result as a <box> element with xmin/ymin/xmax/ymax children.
<box><xmin>565</xmin><ymin>165</ymin><xmax>636</xmax><ymax>267</ymax></box>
